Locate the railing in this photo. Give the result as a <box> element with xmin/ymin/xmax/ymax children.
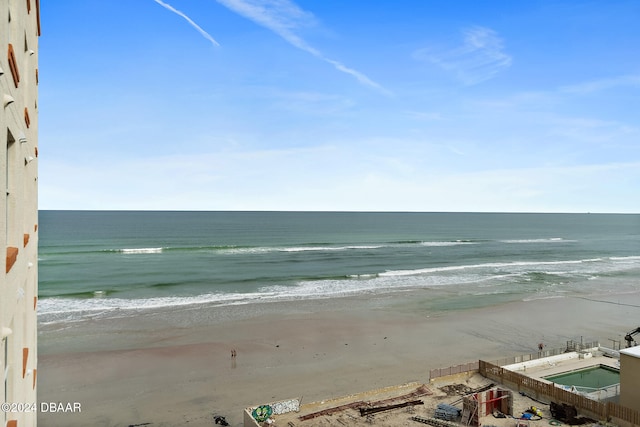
<box><xmin>428</xmin><ymin>341</ymin><xmax>600</xmax><ymax>381</ymax></box>
<box><xmin>489</xmin><ymin>341</ymin><xmax>600</xmax><ymax>367</ymax></box>
<box><xmin>608</xmin><ymin>402</ymin><xmax>640</xmax><ymax>426</ymax></box>
<box><xmin>565</xmin><ymin>383</ymin><xmax>620</xmax><ymax>401</ymax></box>
<box><xmin>429</xmin><ymin>361</ymin><xmax>479</xmax><ymax>381</ymax></box>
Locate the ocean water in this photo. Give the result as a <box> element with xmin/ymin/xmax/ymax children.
<box><xmin>38</xmin><ymin>211</ymin><xmax>640</xmax><ymax>324</ymax></box>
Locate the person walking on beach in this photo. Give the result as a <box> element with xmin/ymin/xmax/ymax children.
<box><xmin>230</xmin><ymin>349</ymin><xmax>237</xmax><ymax>369</ymax></box>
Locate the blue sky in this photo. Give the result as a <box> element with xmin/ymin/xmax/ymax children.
<box><xmin>39</xmin><ymin>1</ymin><xmax>639</xmax><ymax>212</ymax></box>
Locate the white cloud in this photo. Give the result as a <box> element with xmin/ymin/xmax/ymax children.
<box><xmin>415</xmin><ymin>26</ymin><xmax>512</xmax><ymax>85</ymax></box>
<box><xmin>560</xmin><ymin>75</ymin><xmax>640</xmax><ymax>94</ymax></box>
<box><xmin>547</xmin><ymin>117</ymin><xmax>637</xmax><ymax>144</ymax></box>
<box><xmin>217</xmin><ymin>0</ymin><xmax>316</xmax><ymax>40</ymax></box>
<box><xmin>269</xmin><ymin>90</ymin><xmax>356</xmax><ymax>114</ymax></box>
<box><xmin>39</xmin><ymin>141</ymin><xmax>640</xmax><ymax>213</ymax></box>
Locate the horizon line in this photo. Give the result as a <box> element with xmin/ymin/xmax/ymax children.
<box><xmin>36</xmin><ymin>209</ymin><xmax>637</xmax><ymax>215</ymax></box>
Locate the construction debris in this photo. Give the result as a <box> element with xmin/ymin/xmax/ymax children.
<box><xmin>299</xmin><ymin>401</ymin><xmax>367</xmax><ymax>421</ymax></box>
<box><xmin>358</xmin><ymin>400</ymin><xmax>424</xmax><ymax>416</ymax></box>
<box><xmin>299</xmin><ymin>384</ymin><xmax>431</xmax><ymax>421</ymax></box>
<box><xmin>461</xmin><ymin>387</ymin><xmax>513</xmax><ymax>426</ymax></box>
<box><xmin>434</xmin><ymin>403</ymin><xmax>461</xmax><ymax>421</ymax></box>
<box><xmin>550</xmin><ymin>402</ymin><xmax>595</xmax><ymax>425</ymax></box>
<box><xmin>411</xmin><ymin>415</ymin><xmax>460</xmax><ymax>427</ymax></box>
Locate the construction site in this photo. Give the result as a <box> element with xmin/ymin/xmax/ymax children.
<box><xmin>244</xmin><ymin>341</ymin><xmax>640</xmax><ymax>427</ymax></box>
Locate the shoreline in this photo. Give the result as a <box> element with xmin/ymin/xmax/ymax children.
<box><xmin>38</xmin><ymin>290</ymin><xmax>640</xmax><ymax>426</ymax></box>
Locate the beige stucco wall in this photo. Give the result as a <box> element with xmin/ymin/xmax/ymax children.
<box><xmin>1</xmin><ymin>1</ymin><xmax>40</xmax><ymax>426</ymax></box>
<box><xmin>620</xmin><ymin>347</ymin><xmax>640</xmax><ymax>412</ymax></box>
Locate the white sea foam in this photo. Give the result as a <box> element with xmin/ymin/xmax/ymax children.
<box><xmin>37</xmin><ymin>291</ymin><xmax>265</xmax><ymax>323</ymax></box>
<box><xmin>220</xmin><ymin>245</ymin><xmax>383</xmax><ymax>255</ymax></box>
<box><xmin>420</xmin><ymin>241</ymin><xmax>476</xmax><ymax>247</ymax></box>
<box><xmin>500</xmin><ymin>238</ymin><xmax>574</xmax><ymax>243</ymax></box>
<box><xmin>347</xmin><ymin>273</ymin><xmax>379</xmax><ymax>279</ymax></box>
<box><xmin>610</xmin><ymin>255</ymin><xmax>640</xmax><ymax>262</ymax></box>
<box><xmin>379</xmin><ymin>258</ymin><xmax>613</xmax><ymax>278</ymax></box>
<box><xmin>521</xmin><ymin>294</ymin><xmax>568</xmax><ymax>302</ymax></box>
<box><xmin>219</xmin><ymin>241</ymin><xmax>479</xmax><ymax>255</ymax></box>
<box><xmin>119</xmin><ymin>247</ymin><xmax>164</xmax><ymax>254</ymax></box>
<box><xmin>279</xmin><ymin>245</ymin><xmax>383</xmax><ymax>252</ymax></box>
<box><xmin>38</xmin><ymin>254</ymin><xmax>640</xmax><ymax>324</ymax></box>
<box><xmin>38</xmin><ymin>273</ymin><xmax>471</xmax><ymax>324</ymax></box>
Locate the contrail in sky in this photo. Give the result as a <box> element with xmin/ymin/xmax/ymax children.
<box><xmin>153</xmin><ymin>0</ymin><xmax>220</xmax><ymax>47</ymax></box>
<box><xmin>216</xmin><ymin>0</ymin><xmax>388</xmax><ymax>93</ymax></box>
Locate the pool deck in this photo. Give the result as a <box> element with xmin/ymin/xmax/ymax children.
<box><xmin>504</xmin><ymin>351</ymin><xmax>620</xmax><ymax>382</ymax></box>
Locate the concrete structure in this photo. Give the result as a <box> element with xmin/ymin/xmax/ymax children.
<box><xmin>461</xmin><ymin>387</ymin><xmax>513</xmax><ymax>426</ymax></box>
<box><xmin>1</xmin><ymin>1</ymin><xmax>40</xmax><ymax>426</ymax></box>
<box><xmin>619</xmin><ymin>346</ymin><xmax>640</xmax><ymax>412</ymax></box>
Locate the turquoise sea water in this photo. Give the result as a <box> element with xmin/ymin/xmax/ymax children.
<box><xmin>38</xmin><ymin>211</ymin><xmax>640</xmax><ymax>324</ymax></box>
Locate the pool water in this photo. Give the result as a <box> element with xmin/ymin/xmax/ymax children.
<box><xmin>544</xmin><ymin>365</ymin><xmax>620</xmax><ymax>389</ymax></box>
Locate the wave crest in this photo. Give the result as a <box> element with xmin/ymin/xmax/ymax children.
<box><xmin>119</xmin><ymin>247</ymin><xmax>164</xmax><ymax>254</ymax></box>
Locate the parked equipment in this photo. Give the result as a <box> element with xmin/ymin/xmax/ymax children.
<box><xmin>624</xmin><ymin>327</ymin><xmax>640</xmax><ymax>347</ymax></box>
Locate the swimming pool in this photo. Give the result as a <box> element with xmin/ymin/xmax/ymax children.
<box><xmin>544</xmin><ymin>365</ymin><xmax>620</xmax><ymax>389</ymax></box>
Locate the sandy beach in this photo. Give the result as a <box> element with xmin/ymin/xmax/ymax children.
<box><xmin>37</xmin><ymin>289</ymin><xmax>640</xmax><ymax>427</ymax></box>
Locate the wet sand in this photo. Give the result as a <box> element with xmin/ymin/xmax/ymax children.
<box><xmin>37</xmin><ymin>290</ymin><xmax>640</xmax><ymax>426</ymax></box>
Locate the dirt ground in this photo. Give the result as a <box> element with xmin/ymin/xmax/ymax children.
<box><xmin>264</xmin><ymin>372</ymin><xmax>570</xmax><ymax>427</ymax></box>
